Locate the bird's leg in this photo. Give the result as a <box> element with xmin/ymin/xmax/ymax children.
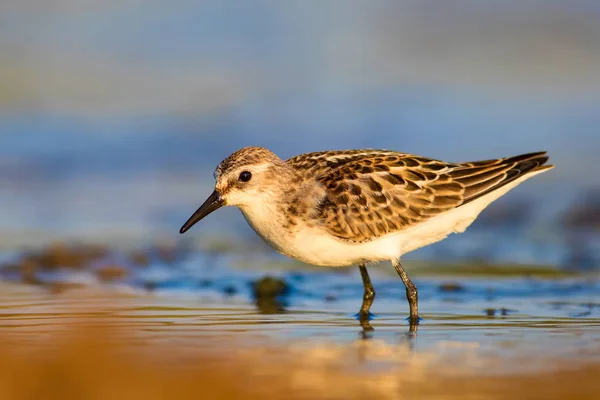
<box><xmin>393</xmin><ymin>259</ymin><xmax>419</xmax><ymax>324</ymax></box>
<box><xmin>358</xmin><ymin>264</ymin><xmax>376</xmax><ymax>323</ymax></box>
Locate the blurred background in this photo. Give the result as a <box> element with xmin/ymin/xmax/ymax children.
<box><xmin>1</xmin><ymin>3</ymin><xmax>599</xmax><ymax>398</ymax></box>
<box><xmin>1</xmin><ymin>0</ymin><xmax>599</xmax><ymax>266</ymax></box>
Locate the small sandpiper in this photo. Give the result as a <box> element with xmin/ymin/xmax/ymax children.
<box><xmin>180</xmin><ymin>147</ymin><xmax>553</xmax><ymax>325</ymax></box>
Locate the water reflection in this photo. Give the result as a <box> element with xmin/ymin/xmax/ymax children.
<box><xmin>255</xmin><ymin>297</ymin><xmax>287</xmax><ymax>314</ymax></box>
<box><xmin>252</xmin><ymin>276</ymin><xmax>290</xmax><ymax>314</ymax></box>
<box><xmin>357</xmin><ymin>312</ymin><xmax>419</xmax><ymax>348</ymax></box>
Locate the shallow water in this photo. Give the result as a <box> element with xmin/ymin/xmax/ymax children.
<box><xmin>1</xmin><ymin>244</ymin><xmax>598</xmax><ymax>382</ymax></box>
<box><xmin>1</xmin><ymin>265</ymin><xmax>598</xmax><ymax>376</ymax></box>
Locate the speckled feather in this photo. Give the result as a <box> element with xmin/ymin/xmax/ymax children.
<box><xmin>215</xmin><ymin>146</ymin><xmax>279</xmax><ymax>179</ymax></box>
<box><xmin>285</xmin><ymin>149</ymin><xmax>551</xmax><ymax>243</ymax></box>
<box><xmin>209</xmin><ymin>146</ymin><xmax>552</xmax><ymax>247</ymax></box>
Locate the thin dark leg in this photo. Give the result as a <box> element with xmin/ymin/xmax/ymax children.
<box><xmin>358</xmin><ymin>263</ymin><xmax>375</xmax><ymax>333</ymax></box>
<box><xmin>358</xmin><ymin>264</ymin><xmax>376</xmax><ymax>317</ymax></box>
<box><xmin>393</xmin><ymin>259</ymin><xmax>419</xmax><ymax>324</ymax></box>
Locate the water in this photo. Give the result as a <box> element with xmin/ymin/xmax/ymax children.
<box><xmin>1</xmin><ymin>252</ymin><xmax>598</xmax><ymax>375</ymax></box>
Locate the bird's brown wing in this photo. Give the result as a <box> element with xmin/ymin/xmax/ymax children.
<box><xmin>287</xmin><ymin>150</ymin><xmax>550</xmax><ymax>243</ymax></box>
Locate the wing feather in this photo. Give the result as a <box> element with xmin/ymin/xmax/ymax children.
<box><xmin>290</xmin><ymin>150</ymin><xmax>551</xmax><ymax>243</ymax></box>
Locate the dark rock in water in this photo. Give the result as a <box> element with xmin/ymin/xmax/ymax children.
<box><xmin>1</xmin><ymin>243</ymin><xmax>108</xmax><ymax>285</ymax></box>
<box><xmin>485</xmin><ymin>308</ymin><xmax>496</xmax><ymax>317</ymax></box>
<box><xmin>144</xmin><ymin>281</ymin><xmax>157</xmax><ymax>292</ymax></box>
<box><xmin>438</xmin><ymin>282</ymin><xmax>465</xmax><ymax>293</ymax></box>
<box><xmin>325</xmin><ymin>294</ymin><xmax>337</xmax><ymax>302</ymax></box>
<box><xmin>223</xmin><ymin>285</ymin><xmax>238</xmax><ymax>296</ymax></box>
<box><xmin>11</xmin><ymin>243</ymin><xmax>109</xmax><ymax>274</ymax></box>
<box><xmin>36</xmin><ymin>242</ymin><xmax>108</xmax><ymax>270</ymax></box>
<box><xmin>251</xmin><ymin>276</ymin><xmax>290</xmax><ymax>314</ymax></box>
<box><xmin>255</xmin><ymin>298</ymin><xmax>287</xmax><ymax>314</ymax></box>
<box><xmin>252</xmin><ymin>276</ymin><xmax>289</xmax><ymax>299</ymax></box>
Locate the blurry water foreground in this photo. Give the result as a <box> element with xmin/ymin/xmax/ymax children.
<box><xmin>0</xmin><ymin>244</ymin><xmax>599</xmax><ymax>399</ymax></box>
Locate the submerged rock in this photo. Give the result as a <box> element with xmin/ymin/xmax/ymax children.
<box><xmin>0</xmin><ymin>243</ymin><xmax>110</xmax><ymax>286</ymax></box>
<box><xmin>255</xmin><ymin>298</ymin><xmax>287</xmax><ymax>314</ymax></box>
<box><xmin>251</xmin><ymin>276</ymin><xmax>290</xmax><ymax>314</ymax></box>
<box><xmin>34</xmin><ymin>242</ymin><xmax>109</xmax><ymax>270</ymax></box>
<box><xmin>252</xmin><ymin>276</ymin><xmax>289</xmax><ymax>300</ymax></box>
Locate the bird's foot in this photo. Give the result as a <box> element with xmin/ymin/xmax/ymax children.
<box><xmin>354</xmin><ymin>311</ymin><xmax>376</xmax><ymax>321</ymax></box>
<box><xmin>405</xmin><ymin>315</ymin><xmax>422</xmax><ymax>324</ymax></box>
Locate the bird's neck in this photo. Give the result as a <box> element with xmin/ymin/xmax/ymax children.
<box><xmin>238</xmin><ymin>192</ymin><xmax>291</xmax><ymax>253</ymax></box>
<box><xmin>238</xmin><ymin>177</ymin><xmax>325</xmax><ymax>253</ymax></box>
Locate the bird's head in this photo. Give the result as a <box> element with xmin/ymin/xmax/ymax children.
<box><xmin>179</xmin><ymin>146</ymin><xmax>287</xmax><ymax>234</ymax></box>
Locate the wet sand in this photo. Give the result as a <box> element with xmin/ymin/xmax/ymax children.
<box><xmin>0</xmin><ymin>281</ymin><xmax>598</xmax><ymax>400</ymax></box>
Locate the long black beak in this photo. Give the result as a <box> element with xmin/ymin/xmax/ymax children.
<box><xmin>179</xmin><ymin>190</ymin><xmax>224</xmax><ymax>234</ymax></box>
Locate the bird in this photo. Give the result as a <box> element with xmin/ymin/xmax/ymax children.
<box><xmin>179</xmin><ymin>146</ymin><xmax>553</xmax><ymax>325</ymax></box>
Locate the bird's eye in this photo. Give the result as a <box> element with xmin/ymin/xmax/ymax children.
<box><xmin>238</xmin><ymin>171</ymin><xmax>252</xmax><ymax>182</ymax></box>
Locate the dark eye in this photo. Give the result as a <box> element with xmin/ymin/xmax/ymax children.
<box><xmin>238</xmin><ymin>171</ymin><xmax>252</xmax><ymax>182</ymax></box>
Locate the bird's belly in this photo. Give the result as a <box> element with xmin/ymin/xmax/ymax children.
<box><xmin>241</xmin><ymin>191</ymin><xmax>509</xmax><ymax>267</ymax></box>
<box><xmin>264</xmin><ymin>210</ymin><xmax>482</xmax><ymax>266</ymax></box>
<box><xmin>244</xmin><ymin>209</ymin><xmax>479</xmax><ymax>267</ymax></box>
<box><xmin>274</xmin><ymin>228</ymin><xmax>402</xmax><ymax>267</ymax></box>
